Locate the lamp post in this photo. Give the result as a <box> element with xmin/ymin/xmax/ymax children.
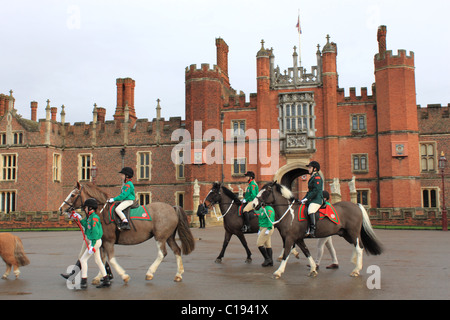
<box><xmin>439</xmin><ymin>151</ymin><xmax>447</xmax><ymax>231</ymax></box>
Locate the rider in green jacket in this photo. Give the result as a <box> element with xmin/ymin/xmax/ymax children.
<box><xmin>301</xmin><ymin>161</ymin><xmax>324</xmax><ymax>237</ymax></box>
<box><xmin>242</xmin><ymin>171</ymin><xmax>258</xmax><ymax>233</ymax></box>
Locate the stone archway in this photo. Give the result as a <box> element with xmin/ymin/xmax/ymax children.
<box><xmin>274</xmin><ymin>160</ymin><xmax>326</xmax><ymax>199</ymax></box>
<box><xmin>274</xmin><ymin>161</ymin><xmax>309</xmax><ymax>190</ymax></box>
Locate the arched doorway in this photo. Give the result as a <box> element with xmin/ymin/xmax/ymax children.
<box><xmin>274</xmin><ymin>161</ymin><xmax>309</xmax><ymax>199</ymax></box>
<box><xmin>274</xmin><ymin>161</ymin><xmax>325</xmax><ymax>199</ymax></box>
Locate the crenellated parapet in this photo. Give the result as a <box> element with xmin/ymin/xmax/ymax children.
<box><xmin>338</xmin><ymin>87</ymin><xmax>376</xmax><ymax>104</ymax></box>
<box><xmin>185</xmin><ymin>63</ymin><xmax>223</xmax><ymax>82</ymax></box>
<box><xmin>375</xmin><ymin>49</ymin><xmax>415</xmax><ymax>71</ymax></box>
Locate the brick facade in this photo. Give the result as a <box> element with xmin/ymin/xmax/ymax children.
<box><xmin>0</xmin><ymin>25</ymin><xmax>448</xmax><ymax>229</ymax></box>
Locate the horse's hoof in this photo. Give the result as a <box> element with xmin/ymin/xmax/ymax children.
<box><xmin>92</xmin><ymin>278</ymin><xmax>101</xmax><ymax>285</ymax></box>
<box><xmin>277</xmin><ymin>257</ymin><xmax>283</xmax><ymax>262</ymax></box>
<box><xmin>245</xmin><ymin>258</ymin><xmax>252</xmax><ymax>264</ymax></box>
<box><xmin>174</xmin><ymin>276</ymin><xmax>182</xmax><ymax>282</ymax></box>
<box><xmin>294</xmin><ymin>253</ymin><xmax>300</xmax><ymax>259</ymax></box>
<box><xmin>309</xmin><ymin>271</ymin><xmax>318</xmax><ymax>277</ymax></box>
<box><xmin>272</xmin><ymin>273</ymin><xmax>281</xmax><ymax>280</ymax></box>
<box><xmin>122</xmin><ymin>274</ymin><xmax>130</xmax><ymax>283</ymax></box>
<box><xmin>146</xmin><ymin>274</ymin><xmax>153</xmax><ymax>281</ymax></box>
<box><xmin>215</xmin><ymin>258</ymin><xmax>222</xmax><ymax>264</ymax></box>
<box><xmin>350</xmin><ymin>271</ymin><xmax>360</xmax><ymax>277</ymax></box>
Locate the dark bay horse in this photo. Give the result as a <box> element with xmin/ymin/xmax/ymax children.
<box><xmin>246</xmin><ymin>181</ymin><xmax>383</xmax><ymax>278</ymax></box>
<box><xmin>204</xmin><ymin>182</ymin><xmax>299</xmax><ymax>264</ymax></box>
<box><xmin>59</xmin><ymin>182</ymin><xmax>195</xmax><ymax>283</ymax></box>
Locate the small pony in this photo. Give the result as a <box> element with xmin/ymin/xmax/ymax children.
<box><xmin>0</xmin><ymin>233</ymin><xmax>30</xmax><ymax>279</ymax></box>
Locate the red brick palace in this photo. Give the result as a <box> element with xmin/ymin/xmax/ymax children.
<box><xmin>0</xmin><ymin>25</ymin><xmax>448</xmax><ymax>228</ymax></box>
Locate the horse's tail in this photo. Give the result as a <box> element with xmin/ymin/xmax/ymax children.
<box><xmin>175</xmin><ymin>206</ymin><xmax>195</xmax><ymax>255</ymax></box>
<box><xmin>358</xmin><ymin>204</ymin><xmax>383</xmax><ymax>255</ymax></box>
<box><xmin>14</xmin><ymin>236</ymin><xmax>30</xmax><ymax>267</ymax></box>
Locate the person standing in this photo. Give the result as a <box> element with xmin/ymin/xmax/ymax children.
<box><xmin>196</xmin><ymin>200</ymin><xmax>207</xmax><ymax>228</ymax></box>
<box><xmin>257</xmin><ymin>204</ymin><xmax>275</xmax><ymax>267</ymax></box>
<box><xmin>78</xmin><ymin>198</ymin><xmax>110</xmax><ymax>289</ymax></box>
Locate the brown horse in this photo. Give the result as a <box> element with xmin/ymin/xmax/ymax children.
<box><xmin>246</xmin><ymin>181</ymin><xmax>383</xmax><ymax>278</ymax></box>
<box><xmin>204</xmin><ymin>182</ymin><xmax>299</xmax><ymax>264</ymax></box>
<box><xmin>59</xmin><ymin>182</ymin><xmax>195</xmax><ymax>283</ymax></box>
<box><xmin>0</xmin><ymin>233</ymin><xmax>30</xmax><ymax>279</ymax></box>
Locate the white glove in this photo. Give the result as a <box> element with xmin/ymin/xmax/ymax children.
<box><xmin>301</xmin><ymin>198</ymin><xmax>307</xmax><ymax>204</ymax></box>
<box><xmin>70</xmin><ymin>212</ymin><xmax>82</xmax><ymax>220</ymax></box>
<box><xmin>265</xmin><ymin>229</ymin><xmax>270</xmax><ymax>235</ymax></box>
<box><xmin>88</xmin><ymin>246</ymin><xmax>96</xmax><ymax>254</ymax></box>
<box><xmin>108</xmin><ymin>198</ymin><xmax>115</xmax><ymax>203</ymax></box>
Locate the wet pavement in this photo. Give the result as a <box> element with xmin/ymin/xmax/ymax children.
<box><xmin>0</xmin><ymin>226</ymin><xmax>449</xmax><ymax>300</ymax></box>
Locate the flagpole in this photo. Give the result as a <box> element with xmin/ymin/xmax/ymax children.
<box><xmin>297</xmin><ymin>9</ymin><xmax>302</xmax><ymax>68</ymax></box>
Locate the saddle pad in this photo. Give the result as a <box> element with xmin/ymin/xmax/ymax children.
<box><xmin>298</xmin><ymin>202</ymin><xmax>340</xmax><ymax>225</ymax></box>
<box><xmin>239</xmin><ymin>203</ymin><xmax>262</xmax><ymax>217</ymax></box>
<box><xmin>108</xmin><ymin>203</ymin><xmax>152</xmax><ymax>222</ymax></box>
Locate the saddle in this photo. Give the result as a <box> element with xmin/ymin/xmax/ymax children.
<box><xmin>122</xmin><ymin>200</ymin><xmax>140</xmax><ymax>220</ymax></box>
<box><xmin>111</xmin><ymin>200</ymin><xmax>146</xmax><ymax>230</ymax></box>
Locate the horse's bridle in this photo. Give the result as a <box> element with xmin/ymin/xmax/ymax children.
<box><xmin>204</xmin><ymin>187</ymin><xmax>238</xmax><ymax>220</ymax></box>
<box><xmin>60</xmin><ymin>186</ymin><xmax>84</xmax><ymax>215</ymax></box>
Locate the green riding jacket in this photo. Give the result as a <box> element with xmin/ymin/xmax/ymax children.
<box><xmin>80</xmin><ymin>211</ymin><xmax>103</xmax><ymax>247</ymax></box>
<box><xmin>244</xmin><ymin>179</ymin><xmax>259</xmax><ymax>202</ymax></box>
<box><xmin>304</xmin><ymin>172</ymin><xmax>324</xmax><ymax>205</ymax></box>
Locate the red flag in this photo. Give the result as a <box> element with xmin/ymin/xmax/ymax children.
<box><xmin>296</xmin><ymin>15</ymin><xmax>302</xmax><ymax>34</ymax></box>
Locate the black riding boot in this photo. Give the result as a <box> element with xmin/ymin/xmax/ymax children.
<box><xmin>307</xmin><ymin>213</ymin><xmax>316</xmax><ymax>238</ymax></box>
<box><xmin>105</xmin><ymin>261</ymin><xmax>114</xmax><ymax>280</ymax></box>
<box><xmin>264</xmin><ymin>248</ymin><xmax>273</xmax><ymax>267</ymax></box>
<box><xmin>241</xmin><ymin>211</ymin><xmax>251</xmax><ymax>233</ymax></box>
<box><xmin>120</xmin><ymin>221</ymin><xmax>131</xmax><ymax>230</ymax></box>
<box><xmin>61</xmin><ymin>260</ymin><xmax>81</xmax><ymax>279</ymax></box>
<box><xmin>96</xmin><ymin>276</ymin><xmax>111</xmax><ymax>288</ymax></box>
<box><xmin>80</xmin><ymin>278</ymin><xmax>88</xmax><ymax>289</ymax></box>
<box><xmin>258</xmin><ymin>246</ymin><xmax>273</xmax><ymax>267</ymax></box>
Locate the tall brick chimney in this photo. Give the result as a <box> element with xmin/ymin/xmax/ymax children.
<box><xmin>215</xmin><ymin>38</ymin><xmax>230</xmax><ymax>88</ymax></box>
<box><xmin>114</xmin><ymin>78</ymin><xmax>136</xmax><ymax>124</ymax></box>
<box><xmin>31</xmin><ymin>101</ymin><xmax>38</xmax><ymax>121</ymax></box>
<box><xmin>377</xmin><ymin>25</ymin><xmax>387</xmax><ymax>56</ymax></box>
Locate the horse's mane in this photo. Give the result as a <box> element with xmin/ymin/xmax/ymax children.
<box><xmin>212</xmin><ymin>182</ymin><xmax>241</xmax><ymax>204</ymax></box>
<box><xmin>262</xmin><ymin>182</ymin><xmax>296</xmax><ymax>201</ymax></box>
<box><xmin>82</xmin><ymin>182</ymin><xmax>110</xmax><ymax>204</ymax></box>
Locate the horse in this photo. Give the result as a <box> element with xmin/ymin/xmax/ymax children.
<box><xmin>0</xmin><ymin>233</ymin><xmax>30</xmax><ymax>279</ymax></box>
<box><xmin>59</xmin><ymin>182</ymin><xmax>195</xmax><ymax>284</ymax></box>
<box><xmin>204</xmin><ymin>182</ymin><xmax>299</xmax><ymax>264</ymax></box>
<box><xmin>246</xmin><ymin>181</ymin><xmax>383</xmax><ymax>278</ymax></box>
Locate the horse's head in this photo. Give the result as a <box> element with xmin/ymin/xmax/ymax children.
<box><xmin>58</xmin><ymin>182</ymin><xmax>86</xmax><ymax>215</ymax></box>
<box><xmin>252</xmin><ymin>181</ymin><xmax>278</xmax><ymax>211</ymax></box>
<box><xmin>204</xmin><ymin>182</ymin><xmax>222</xmax><ymax>208</ymax></box>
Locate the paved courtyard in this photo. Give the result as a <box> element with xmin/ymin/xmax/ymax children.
<box><xmin>0</xmin><ymin>226</ymin><xmax>449</xmax><ymax>301</ymax></box>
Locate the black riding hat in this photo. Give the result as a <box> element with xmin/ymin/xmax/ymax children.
<box><xmin>244</xmin><ymin>171</ymin><xmax>255</xmax><ymax>179</ymax></box>
<box><xmin>307</xmin><ymin>161</ymin><xmax>320</xmax><ymax>172</ymax></box>
<box><xmin>119</xmin><ymin>167</ymin><xmax>134</xmax><ymax>178</ymax></box>
<box><xmin>83</xmin><ymin>198</ymin><xmax>98</xmax><ymax>210</ymax></box>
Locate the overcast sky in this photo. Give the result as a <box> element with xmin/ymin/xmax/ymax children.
<box><xmin>1</xmin><ymin>0</ymin><xmax>449</xmax><ymax>124</ymax></box>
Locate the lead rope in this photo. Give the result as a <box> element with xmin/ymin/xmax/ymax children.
<box><xmin>265</xmin><ymin>199</ymin><xmax>296</xmax><ymax>226</ymax></box>
<box><xmin>212</xmin><ymin>200</ymin><xmax>235</xmax><ymax>221</ymax></box>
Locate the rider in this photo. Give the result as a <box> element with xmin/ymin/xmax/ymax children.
<box><xmin>241</xmin><ymin>171</ymin><xmax>258</xmax><ymax>233</ymax></box>
<box><xmin>301</xmin><ymin>161</ymin><xmax>323</xmax><ymax>238</ymax></box>
<box><xmin>257</xmin><ymin>204</ymin><xmax>275</xmax><ymax>267</ymax></box>
<box><xmin>79</xmin><ymin>198</ymin><xmax>110</xmax><ymax>289</ymax></box>
<box><xmin>108</xmin><ymin>167</ymin><xmax>135</xmax><ymax>230</ymax></box>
